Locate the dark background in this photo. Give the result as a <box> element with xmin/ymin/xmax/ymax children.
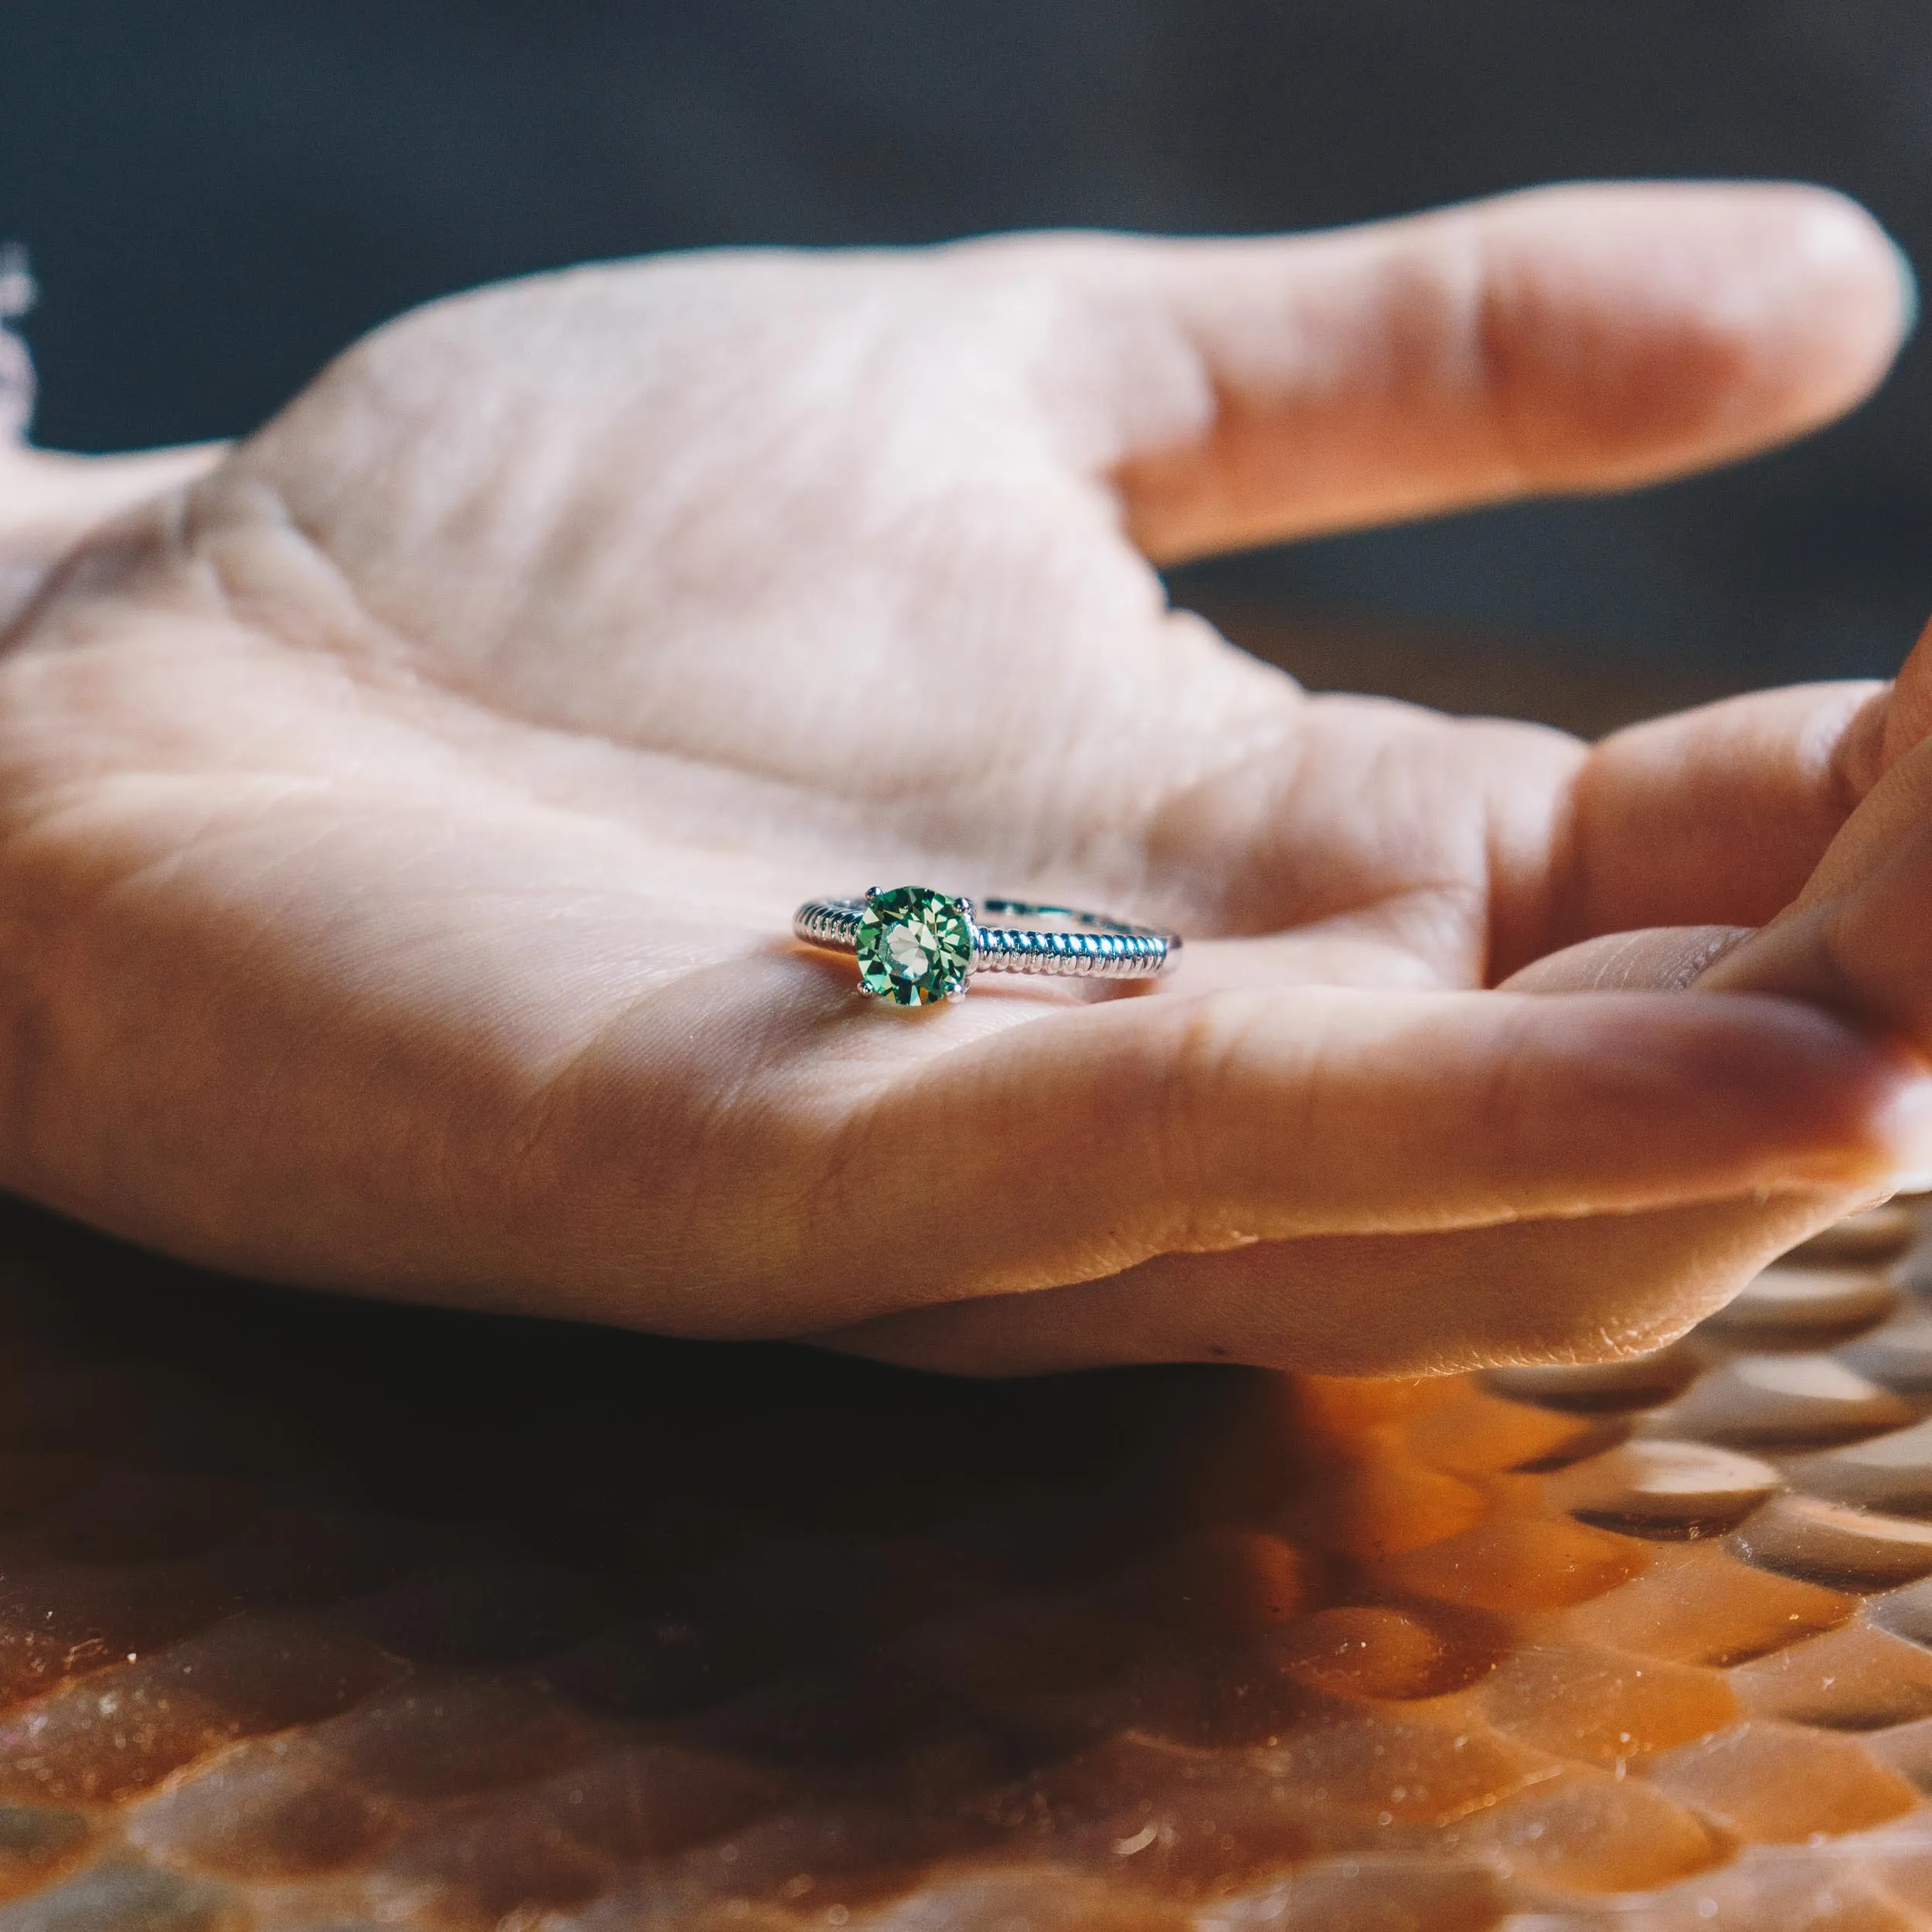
<box><xmin>3</xmin><ymin>0</ymin><xmax>1929</xmax><ymax>697</ymax></box>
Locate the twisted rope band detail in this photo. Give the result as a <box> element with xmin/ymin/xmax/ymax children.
<box><xmin>793</xmin><ymin>895</ymin><xmax>1179</xmax><ymax>982</ymax></box>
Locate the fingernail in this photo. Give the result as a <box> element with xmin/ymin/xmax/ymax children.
<box><xmin>1885</xmin><ymin>1168</ymin><xmax>1932</xmax><ymax>1196</ymax></box>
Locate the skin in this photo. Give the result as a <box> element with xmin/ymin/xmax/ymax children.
<box><xmin>3</xmin><ymin>180</ymin><xmax>1932</xmax><ymax>1379</ymax></box>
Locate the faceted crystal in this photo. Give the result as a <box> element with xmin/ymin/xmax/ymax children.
<box><xmin>855</xmin><ymin>886</ymin><xmax>972</xmax><ymax>1005</ymax></box>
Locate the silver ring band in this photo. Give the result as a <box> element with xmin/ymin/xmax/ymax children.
<box><xmin>794</xmin><ymin>888</ymin><xmax>1179</xmax><ymax>1005</ymax></box>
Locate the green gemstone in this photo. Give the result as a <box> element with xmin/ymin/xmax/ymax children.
<box><xmin>855</xmin><ymin>886</ymin><xmax>973</xmax><ymax>1006</ymax></box>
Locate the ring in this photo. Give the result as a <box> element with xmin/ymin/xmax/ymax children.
<box><xmin>793</xmin><ymin>886</ymin><xmax>1182</xmax><ymax>1007</ymax></box>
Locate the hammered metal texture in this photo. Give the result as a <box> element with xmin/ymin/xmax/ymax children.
<box><xmin>0</xmin><ymin>1199</ymin><xmax>1930</xmax><ymax>1930</ymax></box>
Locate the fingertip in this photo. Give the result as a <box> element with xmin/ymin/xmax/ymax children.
<box><xmin>1507</xmin><ymin>984</ymin><xmax>1932</xmax><ymax>1209</ymax></box>
<box><xmin>1768</xmin><ymin>183</ymin><xmax>1916</xmax><ymax>417</ymax></box>
<box><xmin>1685</xmin><ymin>983</ymin><xmax>1932</xmax><ymax>1189</ymax></box>
<box><xmin>1490</xmin><ymin>181</ymin><xmax>1913</xmax><ymax>487</ymax></box>
<box><xmin>1717</xmin><ymin>185</ymin><xmax>1913</xmax><ymax>454</ymax></box>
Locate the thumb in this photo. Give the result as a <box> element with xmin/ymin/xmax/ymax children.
<box><xmin>1003</xmin><ymin>181</ymin><xmax>1913</xmax><ymax>562</ymax></box>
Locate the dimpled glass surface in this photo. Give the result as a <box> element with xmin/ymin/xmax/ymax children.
<box><xmin>0</xmin><ymin>1199</ymin><xmax>1930</xmax><ymax>1930</ymax></box>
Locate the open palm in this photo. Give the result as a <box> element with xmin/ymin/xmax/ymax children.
<box><xmin>4</xmin><ymin>181</ymin><xmax>1930</xmax><ymax>1376</ymax></box>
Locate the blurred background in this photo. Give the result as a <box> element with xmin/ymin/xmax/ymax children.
<box><xmin>2</xmin><ymin>0</ymin><xmax>1929</xmax><ymax>730</ymax></box>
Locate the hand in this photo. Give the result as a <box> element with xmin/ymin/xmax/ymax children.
<box><xmin>2</xmin><ymin>182</ymin><xmax>1925</xmax><ymax>1376</ymax></box>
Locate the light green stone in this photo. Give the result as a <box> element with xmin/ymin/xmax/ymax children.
<box><xmin>855</xmin><ymin>886</ymin><xmax>972</xmax><ymax>1006</ymax></box>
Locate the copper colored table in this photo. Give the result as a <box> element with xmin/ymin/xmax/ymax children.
<box><xmin>0</xmin><ymin>1187</ymin><xmax>1927</xmax><ymax>1931</ymax></box>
